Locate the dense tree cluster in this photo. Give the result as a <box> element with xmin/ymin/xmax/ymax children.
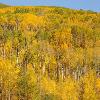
<box><xmin>0</xmin><ymin>6</ymin><xmax>100</xmax><ymax>100</ymax></box>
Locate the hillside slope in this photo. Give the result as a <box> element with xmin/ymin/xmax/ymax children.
<box><xmin>0</xmin><ymin>6</ymin><xmax>100</xmax><ymax>100</ymax></box>
<box><xmin>0</xmin><ymin>3</ymin><xmax>9</xmax><ymax>8</ymax></box>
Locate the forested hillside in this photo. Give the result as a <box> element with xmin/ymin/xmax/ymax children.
<box><xmin>0</xmin><ymin>6</ymin><xmax>100</xmax><ymax>100</ymax></box>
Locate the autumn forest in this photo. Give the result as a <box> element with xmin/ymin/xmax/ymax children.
<box><xmin>0</xmin><ymin>6</ymin><xmax>100</xmax><ymax>100</ymax></box>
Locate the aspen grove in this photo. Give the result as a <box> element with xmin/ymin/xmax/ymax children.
<box><xmin>0</xmin><ymin>6</ymin><xmax>100</xmax><ymax>100</ymax></box>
